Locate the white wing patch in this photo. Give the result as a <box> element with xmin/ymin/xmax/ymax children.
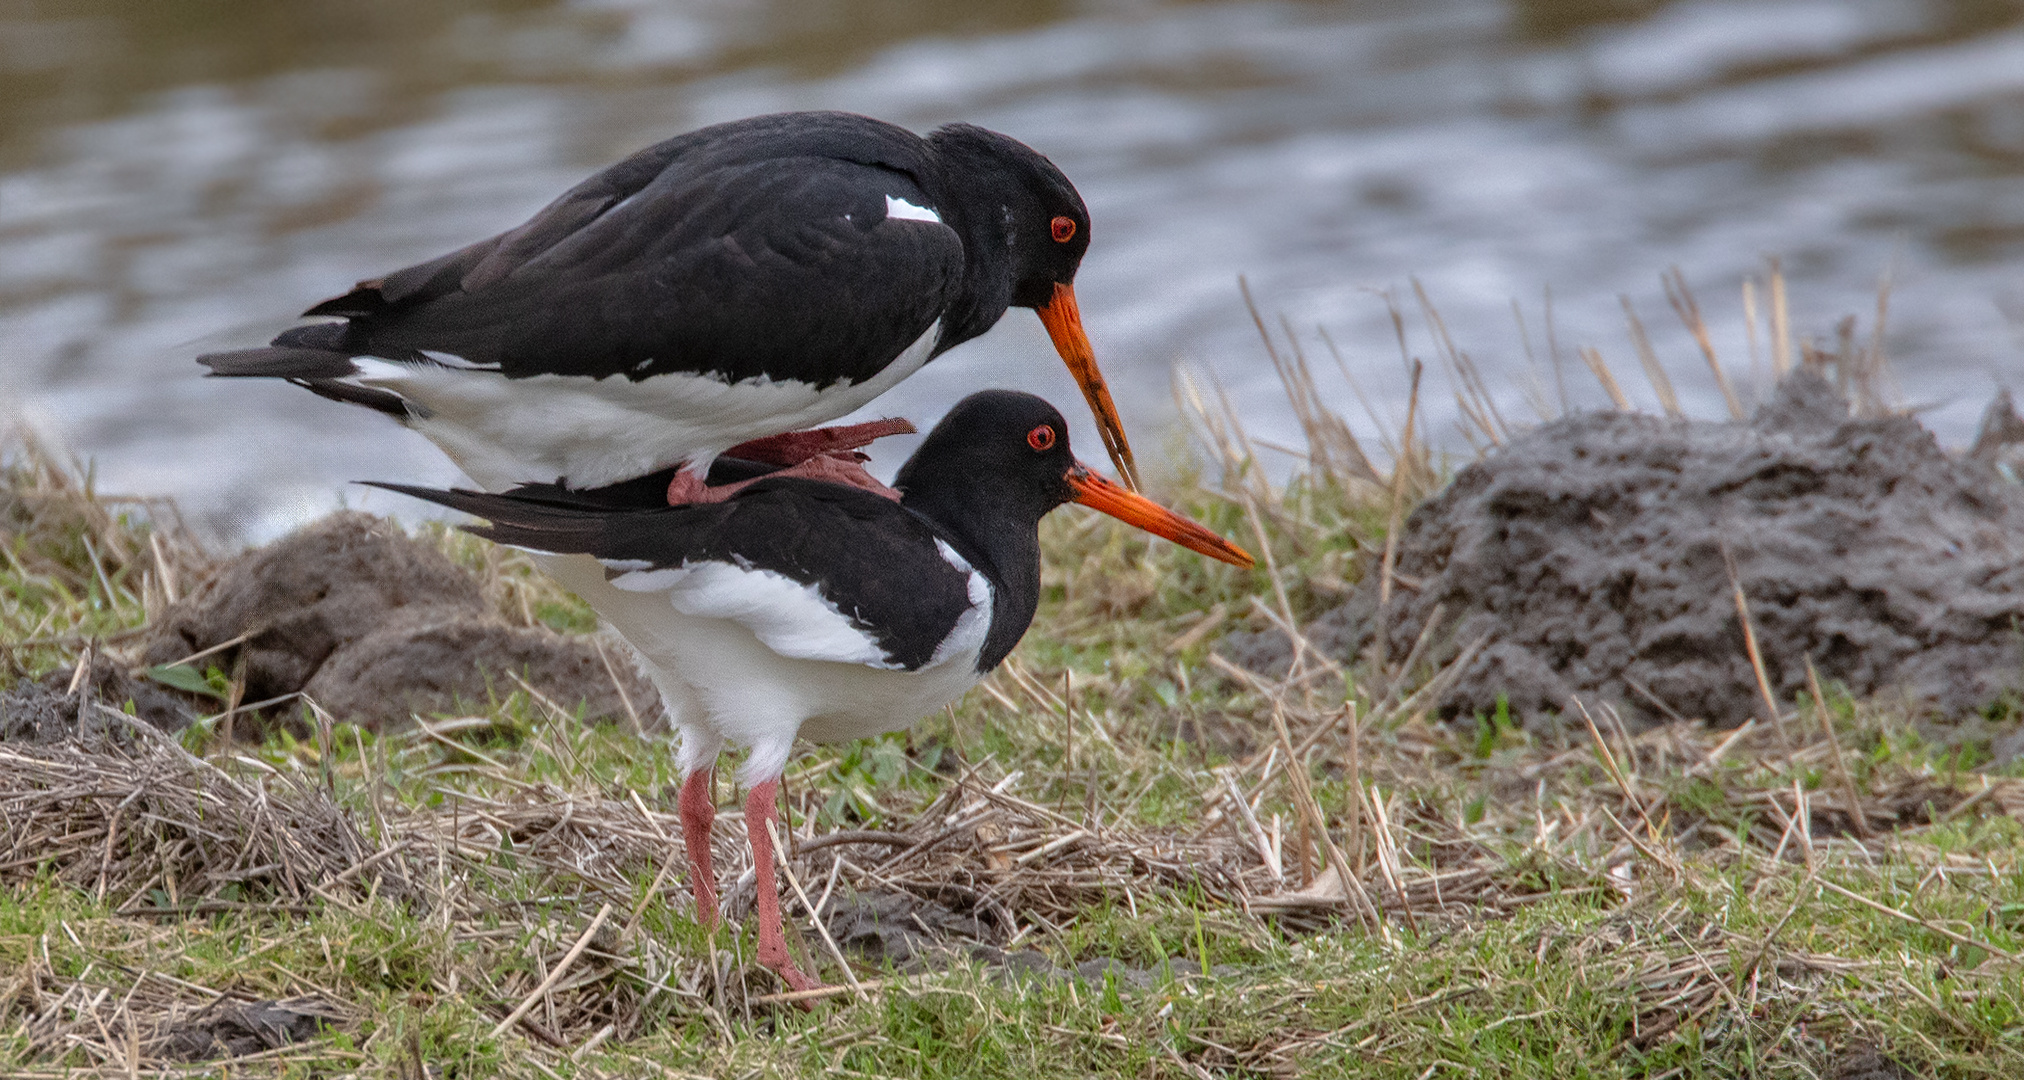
<box><xmin>884</xmin><ymin>195</ymin><xmax>941</xmax><ymax>224</ymax></box>
<box><xmin>927</xmin><ymin>539</ymin><xmax>992</xmax><ymax>670</ymax></box>
<box><xmin>608</xmin><ymin>561</ymin><xmax>898</xmax><ymax>669</ymax></box>
<box><xmin>419</xmin><ymin>349</ymin><xmax>500</xmax><ymax>371</ymax></box>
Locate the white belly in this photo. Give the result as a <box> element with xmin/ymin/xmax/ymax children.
<box><xmin>535</xmin><ymin>552</ymin><xmax>983</xmax><ymax>784</ymax></box>
<box><xmin>359</xmin><ymin>323</ymin><xmax>939</xmax><ymax>491</ymax></box>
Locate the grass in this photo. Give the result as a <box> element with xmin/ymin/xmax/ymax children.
<box><xmin>2</xmin><ymin>269</ymin><xmax>2022</xmax><ymax>1077</ymax></box>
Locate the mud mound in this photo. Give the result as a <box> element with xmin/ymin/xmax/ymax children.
<box><xmin>139</xmin><ymin>512</ymin><xmax>654</xmax><ymax>730</ymax></box>
<box><xmin>302</xmin><ymin>608</ymin><xmax>650</xmax><ymax>729</ymax></box>
<box><xmin>141</xmin><ymin>512</ymin><xmax>486</xmax><ymax>703</ymax></box>
<box><xmin>1308</xmin><ymin>372</ymin><xmax>2024</xmax><ymax>727</ymax></box>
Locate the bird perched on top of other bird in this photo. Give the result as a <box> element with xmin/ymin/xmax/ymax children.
<box><xmin>199</xmin><ymin>110</ymin><xmax>1139</xmax><ymax>500</ymax></box>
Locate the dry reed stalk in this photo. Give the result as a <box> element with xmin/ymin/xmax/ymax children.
<box><xmin>1318</xmin><ymin>325</ymin><xmax>1405</xmax><ymax>465</ymax></box>
<box><xmin>1620</xmin><ymin>296</ymin><xmax>1682</xmax><ymax>418</ymax></box>
<box><xmin>1662</xmin><ymin>267</ymin><xmax>1745</xmax><ymax>421</ymax></box>
<box><xmin>1362</xmin><ymin>785</ymin><xmax>1418</xmax><ymax>934</ymax></box>
<box><xmin>1725</xmin><ymin>549</ymin><xmax>1793</xmax><ymax>751</ymax></box>
<box><xmin>490</xmin><ymin>903</ymin><xmax>613</xmax><ymax>1038</ymax></box>
<box><xmin>1580</xmin><ymin>346</ymin><xmax>1632</xmax><ymax>411</ymax></box>
<box><xmin>1815</xmin><ymin>879</ymin><xmax>2020</xmax><ymax>963</ymax></box>
<box><xmin>1237</xmin><ymin>280</ymin><xmax>1381</xmax><ymax>485</ymax></box>
<box><xmin>766</xmin><ymin>819</ymin><xmax>863</xmax><ymax>997</ymax></box>
<box><xmin>1866</xmin><ymin>265</ymin><xmax>1897</xmax><ymax>412</ymax></box>
<box><xmin>1572</xmin><ymin>701</ymin><xmax>1665</xmax><ymax>857</ymax></box>
<box><xmin>1224</xmin><ymin>773</ymin><xmax>1282</xmax><ymax>885</ymax></box>
<box><xmin>1803</xmin><ymin>658</ymin><xmax>1871</xmax><ymax>840</ymax></box>
<box><xmin>1768</xmin><ymin>257</ymin><xmax>1792</xmax><ymax>377</ymax></box>
<box><xmin>1268</xmin><ymin>704</ymin><xmax>1379</xmax><ymax>930</ymax></box>
<box><xmin>1508</xmin><ymin>296</ymin><xmax>1557</xmax><ymax>424</ymax></box>
<box><xmin>1413</xmin><ymin>279</ymin><xmax>1508</xmax><ymax>444</ymax></box>
<box><xmin>1342</xmin><ymin>702</ymin><xmax>1365</xmax><ymax>873</ymax></box>
<box><xmin>1741</xmin><ymin>276</ymin><xmax>1763</xmax><ymax>383</ymax></box>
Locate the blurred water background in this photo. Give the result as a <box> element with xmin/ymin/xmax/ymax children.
<box><xmin>5</xmin><ymin>0</ymin><xmax>2024</xmax><ymax>541</ymax></box>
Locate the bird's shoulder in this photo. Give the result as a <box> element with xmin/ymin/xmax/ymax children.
<box><xmin>598</xmin><ymin>479</ymin><xmax>983</xmax><ymax>671</ymax></box>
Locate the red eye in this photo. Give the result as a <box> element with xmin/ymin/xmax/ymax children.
<box><xmin>1050</xmin><ymin>216</ymin><xmax>1076</xmax><ymax>243</ymax></box>
<box><xmin>1027</xmin><ymin>424</ymin><xmax>1056</xmax><ymax>451</ymax></box>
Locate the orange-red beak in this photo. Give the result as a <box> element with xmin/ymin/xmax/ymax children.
<box><xmin>1065</xmin><ymin>464</ymin><xmax>1253</xmax><ymax>567</ymax></box>
<box><xmin>1036</xmin><ymin>282</ymin><xmax>1140</xmax><ymax>491</ymax></box>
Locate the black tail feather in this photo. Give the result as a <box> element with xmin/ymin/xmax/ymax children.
<box><xmin>300</xmin><ymin>378</ymin><xmax>410</xmax><ymax>418</ymax></box>
<box><xmin>359</xmin><ymin>482</ymin><xmax>615</xmax><ymax>555</ymax></box>
<box><xmin>198</xmin><ymin>345</ymin><xmax>359</xmax><ymax>380</ymax></box>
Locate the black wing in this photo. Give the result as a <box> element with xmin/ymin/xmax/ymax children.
<box><xmin>368</xmin><ymin>476</ymin><xmax>976</xmax><ymax>670</ymax></box>
<box><xmin>206</xmin><ymin>112</ymin><xmax>966</xmax><ymax>389</ymax></box>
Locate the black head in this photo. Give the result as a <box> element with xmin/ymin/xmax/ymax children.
<box><xmin>894</xmin><ymin>389</ymin><xmax>1248</xmax><ymax>676</ymax></box>
<box><xmin>895</xmin><ymin>390</ymin><xmax>1077</xmax><ymax>531</ymax></box>
<box><xmin>895</xmin><ymin>390</ymin><xmax>1253</xmax><ymax>569</ymax></box>
<box><xmin>926</xmin><ymin>124</ymin><xmax>1090</xmax><ymax>310</ymax></box>
<box><xmin>924</xmin><ymin>125</ymin><xmax>1137</xmax><ymax>487</ymax></box>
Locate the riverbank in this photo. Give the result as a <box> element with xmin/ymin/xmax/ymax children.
<box><xmin>2</xmin><ymin>330</ymin><xmax>2021</xmax><ymax>1076</ymax></box>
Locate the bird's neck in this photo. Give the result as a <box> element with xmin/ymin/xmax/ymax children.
<box><xmin>926</xmin><ymin>153</ymin><xmax>1019</xmax><ymax>357</ymax></box>
<box><xmin>901</xmin><ymin>482</ymin><xmax>1045</xmax><ymax>672</ymax></box>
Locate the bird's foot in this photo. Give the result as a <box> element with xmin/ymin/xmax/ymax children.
<box><xmin>759</xmin><ymin>946</ymin><xmax>823</xmax><ymax>1003</ymax></box>
<box><xmin>666</xmin><ymin>453</ymin><xmax>902</xmax><ymax>505</ymax></box>
<box><xmin>744</xmin><ymin>776</ymin><xmax>828</xmax><ymax>1009</ymax></box>
<box><xmin>722</xmin><ymin>417</ymin><xmax>916</xmax><ymax>466</ymax></box>
<box><xmin>667</xmin><ymin>419</ymin><xmax>915</xmax><ymax>506</ymax></box>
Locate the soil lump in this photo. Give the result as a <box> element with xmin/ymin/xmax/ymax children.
<box><xmin>138</xmin><ymin>511</ymin><xmax>654</xmax><ymax>730</ymax></box>
<box><xmin>1296</xmin><ymin>372</ymin><xmax>2024</xmax><ymax>727</ymax></box>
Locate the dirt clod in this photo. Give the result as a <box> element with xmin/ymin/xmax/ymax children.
<box><xmin>138</xmin><ymin>511</ymin><xmax>652</xmax><ymax>730</ymax></box>
<box><xmin>1827</xmin><ymin>1046</ymin><xmax>1924</xmax><ymax>1080</ymax></box>
<box><xmin>161</xmin><ymin>997</ymin><xmax>342</xmax><ymax>1062</ymax></box>
<box><xmin>0</xmin><ymin>653</ymin><xmax>198</xmax><ymax>741</ymax></box>
<box><xmin>823</xmin><ymin>890</ymin><xmax>1001</xmax><ymax>966</ymax></box>
<box><xmin>1298</xmin><ymin>372</ymin><xmax>2024</xmax><ymax>727</ymax></box>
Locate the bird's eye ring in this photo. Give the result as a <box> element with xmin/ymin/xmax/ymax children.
<box><xmin>1050</xmin><ymin>216</ymin><xmax>1076</xmax><ymax>243</ymax></box>
<box><xmin>1027</xmin><ymin>425</ymin><xmax>1056</xmax><ymax>451</ymax></box>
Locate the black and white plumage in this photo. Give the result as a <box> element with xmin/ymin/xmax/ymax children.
<box><xmin>374</xmin><ymin>390</ymin><xmax>1250</xmax><ymax>993</ymax></box>
<box><xmin>201</xmin><ymin>110</ymin><xmax>1138</xmax><ymax>492</ymax></box>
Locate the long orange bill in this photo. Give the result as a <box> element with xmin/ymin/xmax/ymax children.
<box><xmin>1065</xmin><ymin>464</ymin><xmax>1254</xmax><ymax>567</ymax></box>
<box><xmin>1036</xmin><ymin>282</ymin><xmax>1141</xmax><ymax>491</ymax></box>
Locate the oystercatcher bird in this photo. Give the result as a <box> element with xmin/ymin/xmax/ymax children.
<box><xmin>198</xmin><ymin>110</ymin><xmax>1140</xmax><ymax>496</ymax></box>
<box><xmin>372</xmin><ymin>391</ymin><xmax>1250</xmax><ymax>993</ymax></box>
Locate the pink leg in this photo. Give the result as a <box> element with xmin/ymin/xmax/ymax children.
<box><xmin>677</xmin><ymin>768</ymin><xmax>720</xmax><ymax>929</ymax></box>
<box><xmin>744</xmin><ymin>778</ymin><xmax>820</xmax><ymax>995</ymax></box>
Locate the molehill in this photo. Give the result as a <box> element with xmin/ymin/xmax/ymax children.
<box><xmin>136</xmin><ymin>512</ymin><xmax>655</xmax><ymax>731</ymax></box>
<box><xmin>1250</xmin><ymin>371</ymin><xmax>2024</xmax><ymax>728</ymax></box>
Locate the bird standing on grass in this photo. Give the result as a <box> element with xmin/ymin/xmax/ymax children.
<box><xmin>374</xmin><ymin>391</ymin><xmax>1251</xmax><ymax>993</ymax></box>
<box><xmin>199</xmin><ymin>110</ymin><xmax>1140</xmax><ymax>498</ymax></box>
